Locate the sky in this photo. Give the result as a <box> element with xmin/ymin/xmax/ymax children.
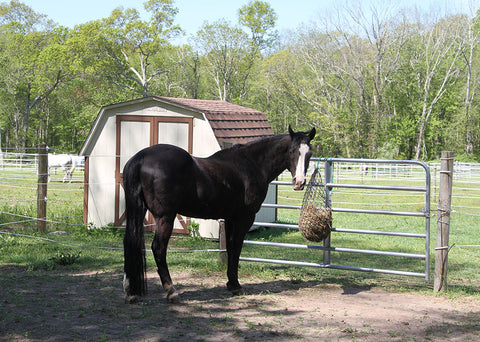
<box><xmin>18</xmin><ymin>0</ymin><xmax>476</xmax><ymax>41</ymax></box>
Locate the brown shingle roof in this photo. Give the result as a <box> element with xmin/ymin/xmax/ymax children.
<box><xmin>157</xmin><ymin>97</ymin><xmax>274</xmax><ymax>146</ymax></box>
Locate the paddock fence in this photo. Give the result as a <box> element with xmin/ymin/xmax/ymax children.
<box><xmin>246</xmin><ymin>158</ymin><xmax>432</xmax><ymax>281</ymax></box>
<box><xmin>0</xmin><ymin>149</ymin><xmax>85</xmax><ymax>234</ymax></box>
<box><xmin>0</xmin><ymin>150</ymin><xmax>479</xmax><ymax>283</ymax></box>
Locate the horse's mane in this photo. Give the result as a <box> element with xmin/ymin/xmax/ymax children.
<box><xmin>209</xmin><ymin>134</ymin><xmax>288</xmax><ymax>159</ymax></box>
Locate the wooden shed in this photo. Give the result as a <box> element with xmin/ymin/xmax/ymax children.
<box><xmin>79</xmin><ymin>96</ymin><xmax>276</xmax><ymax>238</ymax></box>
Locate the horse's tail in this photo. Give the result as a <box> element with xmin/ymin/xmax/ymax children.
<box><xmin>122</xmin><ymin>154</ymin><xmax>147</xmax><ymax>299</ymax></box>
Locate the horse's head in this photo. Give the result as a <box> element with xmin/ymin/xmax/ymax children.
<box><xmin>287</xmin><ymin>125</ymin><xmax>316</xmax><ymax>191</ymax></box>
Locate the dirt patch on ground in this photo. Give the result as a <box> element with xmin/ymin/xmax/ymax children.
<box><xmin>1</xmin><ymin>267</ymin><xmax>479</xmax><ymax>341</ymax></box>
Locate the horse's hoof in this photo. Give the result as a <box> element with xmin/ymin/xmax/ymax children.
<box><xmin>227</xmin><ymin>281</ymin><xmax>245</xmax><ymax>296</ymax></box>
<box><xmin>231</xmin><ymin>288</ymin><xmax>245</xmax><ymax>296</ymax></box>
<box><xmin>167</xmin><ymin>291</ymin><xmax>180</xmax><ymax>303</ymax></box>
<box><xmin>125</xmin><ymin>294</ymin><xmax>141</xmax><ymax>304</ymax></box>
<box><xmin>228</xmin><ymin>286</ymin><xmax>245</xmax><ymax>296</ymax></box>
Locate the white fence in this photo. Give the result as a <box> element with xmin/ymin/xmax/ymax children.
<box><xmin>0</xmin><ymin>151</ymin><xmax>479</xmax><ymax>221</ymax></box>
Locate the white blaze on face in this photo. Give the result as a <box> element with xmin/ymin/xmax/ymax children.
<box><xmin>293</xmin><ymin>143</ymin><xmax>309</xmax><ymax>190</ymax></box>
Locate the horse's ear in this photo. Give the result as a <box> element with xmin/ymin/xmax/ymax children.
<box><xmin>308</xmin><ymin>127</ymin><xmax>316</xmax><ymax>141</ymax></box>
<box><xmin>288</xmin><ymin>125</ymin><xmax>294</xmax><ymax>137</ymax></box>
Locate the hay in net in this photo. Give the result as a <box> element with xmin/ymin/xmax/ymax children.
<box><xmin>298</xmin><ymin>168</ymin><xmax>332</xmax><ymax>242</ymax></box>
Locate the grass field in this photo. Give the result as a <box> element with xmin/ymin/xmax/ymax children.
<box><xmin>0</xmin><ymin>161</ymin><xmax>479</xmax><ymax>298</ymax></box>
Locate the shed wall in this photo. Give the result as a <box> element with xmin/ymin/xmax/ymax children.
<box><xmin>87</xmin><ymin>115</ymin><xmax>117</xmax><ymax>227</ymax></box>
<box><xmin>85</xmin><ymin>102</ymin><xmax>223</xmax><ymax>236</ymax></box>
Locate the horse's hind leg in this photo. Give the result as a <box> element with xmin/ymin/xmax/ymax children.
<box><xmin>152</xmin><ymin>214</ymin><xmax>178</xmax><ymax>303</ymax></box>
<box><xmin>67</xmin><ymin>162</ymin><xmax>75</xmax><ymax>183</ymax></box>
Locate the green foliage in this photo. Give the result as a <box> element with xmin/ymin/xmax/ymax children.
<box><xmin>0</xmin><ymin>1</ymin><xmax>478</xmax><ymax>159</ymax></box>
<box><xmin>194</xmin><ymin>19</ymin><xmax>252</xmax><ymax>102</ymax></box>
<box><xmin>68</xmin><ymin>0</ymin><xmax>181</xmax><ymax>98</ymax></box>
<box><xmin>187</xmin><ymin>220</ymin><xmax>200</xmax><ymax>239</ymax></box>
<box><xmin>49</xmin><ymin>250</ymin><xmax>81</xmax><ymax>266</ymax></box>
<box><xmin>0</xmin><ymin>2</ymin><xmax>82</xmax><ymax>149</ymax></box>
<box><xmin>238</xmin><ymin>0</ymin><xmax>278</xmax><ymax>53</ymax></box>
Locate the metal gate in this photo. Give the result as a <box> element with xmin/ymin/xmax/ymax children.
<box><xmin>243</xmin><ymin>158</ymin><xmax>431</xmax><ymax>281</ymax></box>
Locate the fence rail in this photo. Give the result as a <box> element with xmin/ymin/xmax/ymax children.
<box><xmin>247</xmin><ymin>157</ymin><xmax>432</xmax><ymax>280</ymax></box>
<box><xmin>0</xmin><ymin>151</ymin><xmax>478</xmax><ymax>284</ymax></box>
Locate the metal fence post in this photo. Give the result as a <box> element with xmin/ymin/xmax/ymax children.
<box><xmin>434</xmin><ymin>151</ymin><xmax>454</xmax><ymax>292</ymax></box>
<box><xmin>323</xmin><ymin>159</ymin><xmax>333</xmax><ymax>265</ymax></box>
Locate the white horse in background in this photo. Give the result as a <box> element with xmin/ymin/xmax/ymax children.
<box><xmin>48</xmin><ymin>154</ymin><xmax>84</xmax><ymax>183</ymax></box>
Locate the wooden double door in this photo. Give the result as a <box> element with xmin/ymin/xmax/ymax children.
<box><xmin>114</xmin><ymin>115</ymin><xmax>193</xmax><ymax>232</ymax></box>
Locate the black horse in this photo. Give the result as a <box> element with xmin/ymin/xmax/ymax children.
<box><xmin>123</xmin><ymin>126</ymin><xmax>316</xmax><ymax>303</ymax></box>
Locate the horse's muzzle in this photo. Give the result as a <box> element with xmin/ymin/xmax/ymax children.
<box><xmin>293</xmin><ymin>178</ymin><xmax>306</xmax><ymax>191</ymax></box>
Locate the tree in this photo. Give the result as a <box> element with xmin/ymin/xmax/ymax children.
<box><xmin>192</xmin><ymin>2</ymin><xmax>278</xmax><ymax>102</ymax></box>
<box><xmin>457</xmin><ymin>9</ymin><xmax>480</xmax><ymax>157</ymax></box>
<box><xmin>413</xmin><ymin>15</ymin><xmax>465</xmax><ymax>160</ymax></box>
<box><xmin>344</xmin><ymin>2</ymin><xmax>410</xmax><ymax>156</ymax></box>
<box><xmin>170</xmin><ymin>45</ymin><xmax>201</xmax><ymax>98</ymax></box>
<box><xmin>194</xmin><ymin>19</ymin><xmax>250</xmax><ymax>101</ymax></box>
<box><xmin>253</xmin><ymin>49</ymin><xmax>307</xmax><ymax>131</ymax></box>
<box><xmin>292</xmin><ymin>2</ymin><xmax>414</xmax><ymax>158</ymax></box>
<box><xmin>292</xmin><ymin>24</ymin><xmax>372</xmax><ymax>157</ymax></box>
<box><xmin>0</xmin><ymin>0</ymin><xmax>71</xmax><ymax>148</ymax></box>
<box><xmin>70</xmin><ymin>0</ymin><xmax>181</xmax><ymax>97</ymax></box>
<box><xmin>238</xmin><ymin>0</ymin><xmax>278</xmax><ymax>55</ymax></box>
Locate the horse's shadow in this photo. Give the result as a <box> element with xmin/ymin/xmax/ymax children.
<box><xmin>341</xmin><ymin>285</ymin><xmax>372</xmax><ymax>295</ymax></box>
<box><xmin>144</xmin><ymin>276</ymin><xmax>372</xmax><ymax>305</ymax></box>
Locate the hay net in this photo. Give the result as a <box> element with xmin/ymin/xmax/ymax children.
<box><xmin>298</xmin><ymin>167</ymin><xmax>332</xmax><ymax>242</ymax></box>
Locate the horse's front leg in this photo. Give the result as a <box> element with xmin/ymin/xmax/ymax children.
<box><xmin>152</xmin><ymin>214</ymin><xmax>178</xmax><ymax>303</ymax></box>
<box><xmin>225</xmin><ymin>215</ymin><xmax>255</xmax><ymax>296</ymax></box>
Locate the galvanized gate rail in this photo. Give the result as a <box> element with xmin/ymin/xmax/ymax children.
<box><xmin>242</xmin><ymin>158</ymin><xmax>431</xmax><ymax>281</ymax></box>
